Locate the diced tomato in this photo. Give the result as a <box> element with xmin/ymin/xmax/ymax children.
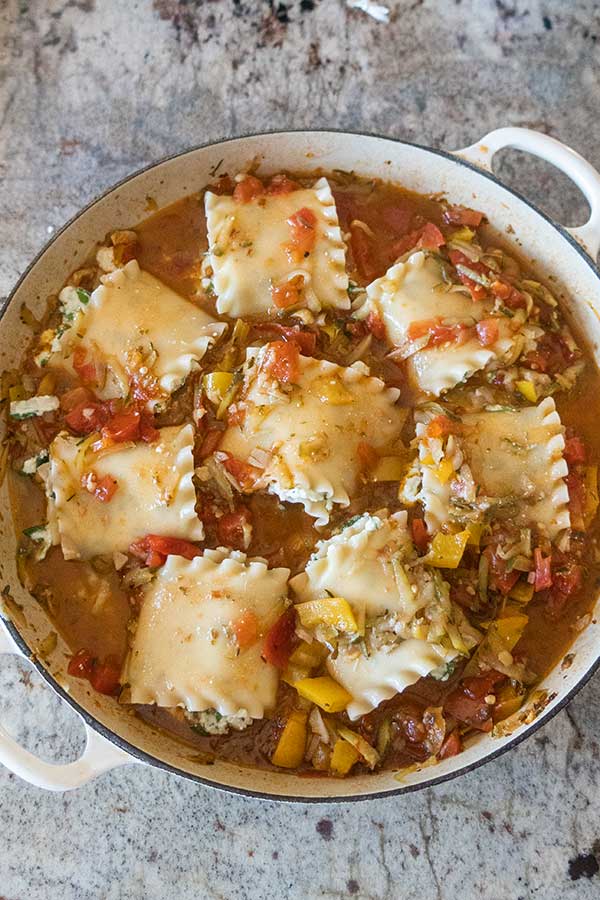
<box><xmin>89</xmin><ymin>659</ymin><xmax>121</xmax><ymax>696</ymax></box>
<box><xmin>250</xmin><ymin>322</ymin><xmax>317</xmax><ymax>355</ymax></box>
<box><xmin>72</xmin><ymin>346</ymin><xmax>98</xmax><ymax>384</ymax></box>
<box><xmin>208</xmin><ymin>175</ymin><xmax>235</xmax><ymax>195</ymax></box>
<box><xmin>365</xmin><ymin>311</ymin><xmax>386</xmax><ymax>341</ymax></box>
<box><xmin>139</xmin><ymin>412</ymin><xmax>159</xmax><ymax>443</ymax></box>
<box><xmin>65</xmin><ymin>400</ymin><xmax>111</xmax><ymax>435</ymax></box>
<box><xmin>564</xmin><ymin>434</ymin><xmax>587</xmax><ymax>466</ymax></box>
<box><xmin>129</xmin><ymin>534</ymin><xmax>202</xmax><ymax>568</ymax></box>
<box><xmin>426</xmin><ymin>415</ymin><xmax>457</xmax><ymax>438</ymax></box>
<box><xmin>407</xmin><ymin>318</ymin><xmax>469</xmax><ymax>348</ymax></box>
<box><xmin>444</xmin><ymin>670</ymin><xmax>505</xmax><ymax>732</ymax></box>
<box><xmin>60</xmin><ymin>386</ymin><xmax>95</xmax><ymax>412</ymax></box>
<box><xmin>271</xmin><ymin>279</ymin><xmax>303</xmax><ymax>309</ymax></box>
<box><xmin>448</xmin><ymin>249</ymin><xmax>490</xmax><ymax>301</ymax></box>
<box><xmin>350</xmin><ymin>223</ymin><xmax>377</xmax><ymax>282</ymax></box>
<box><xmin>533</xmin><ymin>547</ymin><xmax>553</xmax><ymax>592</ymax></box>
<box><xmin>217</xmin><ymin>506</ymin><xmax>252</xmax><ymax>550</ymax></box>
<box><xmin>67</xmin><ymin>649</ymin><xmax>121</xmax><ymax>697</ymax></box>
<box><xmin>476</xmin><ymin>318</ymin><xmax>499</xmax><ymax>347</ymax></box>
<box><xmin>443</xmin><ymin>205</ymin><xmax>484</xmax><ymax>228</ymax></box>
<box><xmin>67</xmin><ymin>649</ymin><xmax>95</xmax><ymax>680</ymax></box>
<box><xmin>101</xmin><ymin>409</ymin><xmax>141</xmax><ymax>443</ymax></box>
<box><xmin>381</xmin><ymin>202</ymin><xmax>415</xmax><ymax>233</ymax></box>
<box><xmin>233</xmin><ymin>175</ymin><xmax>264</xmax><ymax>203</ymax></box>
<box><xmin>525</xmin><ymin>332</ymin><xmax>576</xmax><ymax>375</ymax></box>
<box><xmin>566</xmin><ymin>471</ymin><xmax>586</xmax><ymax>527</ymax></box>
<box><xmin>546</xmin><ymin>561</ymin><xmax>583</xmax><ymax>618</ymax></box>
<box><xmin>227</xmin><ymin>404</ymin><xmax>246</xmax><ymax>427</ymax></box>
<box><xmin>222</xmin><ymin>454</ymin><xmax>262</xmax><ymax>491</ymax></box>
<box><xmin>411</xmin><ymin>517</ymin><xmax>429</xmax><ymax>552</ymax></box>
<box><xmin>233</xmin><ymin>610</ymin><xmax>259</xmax><ymax>649</ymax></box>
<box><xmin>483</xmin><ymin>546</ymin><xmax>519</xmax><ymax>595</ymax></box>
<box><xmin>266</xmin><ymin>174</ymin><xmax>300</xmax><ymax>195</ymax></box>
<box><xmin>262</xmin><ymin>340</ymin><xmax>300</xmax><ymax>384</ymax></box>
<box><xmin>490</xmin><ymin>280</ymin><xmax>511</xmax><ymax>301</ymax></box>
<box><xmin>199</xmin><ymin>427</ymin><xmax>223</xmax><ymax>458</ymax></box>
<box><xmin>93</xmin><ymin>474</ymin><xmax>118</xmax><ymax>503</ymax></box>
<box><xmin>437</xmin><ymin>729</ymin><xmax>462</xmax><ymax>760</ymax></box>
<box><xmin>357</xmin><ymin>441</ymin><xmax>378</xmax><ymax>471</ymax></box>
<box><xmin>262</xmin><ymin>607</ymin><xmax>298</xmax><ymax>669</ymax></box>
<box><xmin>417</xmin><ymin>222</ymin><xmax>445</xmax><ymax>250</ymax></box>
<box><xmin>284</xmin><ymin>207</ymin><xmax>317</xmax><ymax>263</ymax></box>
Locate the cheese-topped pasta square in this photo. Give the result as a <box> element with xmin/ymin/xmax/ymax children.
<box><xmin>290</xmin><ymin>511</ymin><xmax>473</xmax><ymax>719</ymax></box>
<box><xmin>52</xmin><ymin>261</ymin><xmax>226</xmax><ymax>410</ymax></box>
<box><xmin>220</xmin><ymin>346</ymin><xmax>405</xmax><ymax>524</ymax></box>
<box><xmin>358</xmin><ymin>251</ymin><xmax>518</xmax><ymax>396</ymax></box>
<box><xmin>407</xmin><ymin>398</ymin><xmax>570</xmax><ymax>541</ymax></box>
<box><xmin>45</xmin><ymin>424</ymin><xmax>203</xmax><ymax>560</ymax></box>
<box><xmin>205</xmin><ymin>177</ymin><xmax>349</xmax><ymax>317</ymax></box>
<box><xmin>123</xmin><ymin>550</ymin><xmax>290</xmax><ymax>718</ymax></box>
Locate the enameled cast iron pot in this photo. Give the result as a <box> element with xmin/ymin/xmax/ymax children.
<box><xmin>2</xmin><ymin>128</ymin><xmax>600</xmax><ymax>800</ymax></box>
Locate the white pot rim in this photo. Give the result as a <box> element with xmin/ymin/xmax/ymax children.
<box><xmin>3</xmin><ymin>128</ymin><xmax>600</xmax><ymax>800</ymax></box>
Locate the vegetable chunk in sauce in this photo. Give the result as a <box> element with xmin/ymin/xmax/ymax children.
<box><xmin>6</xmin><ymin>169</ymin><xmax>599</xmax><ymax>779</ymax></box>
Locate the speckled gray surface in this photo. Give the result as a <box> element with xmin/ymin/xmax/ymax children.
<box><xmin>2</xmin><ymin>1</ymin><xmax>600</xmax><ymax>897</ymax></box>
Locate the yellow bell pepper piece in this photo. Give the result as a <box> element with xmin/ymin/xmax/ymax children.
<box><xmin>421</xmin><ymin>452</ymin><xmax>435</xmax><ymax>466</ymax></box>
<box><xmin>509</xmin><ymin>580</ymin><xmax>535</xmax><ymax>605</ymax></box>
<box><xmin>433</xmin><ymin>457</ymin><xmax>455</xmax><ymax>485</ymax></box>
<box><xmin>203</xmin><ymin>371</ymin><xmax>234</xmax><ymax>405</ymax></box>
<box><xmin>426</xmin><ymin>530</ymin><xmax>470</xmax><ymax>569</ymax></box>
<box><xmin>371</xmin><ymin>456</ymin><xmax>406</xmax><ymax>482</ymax></box>
<box><xmin>330</xmin><ymin>738</ymin><xmax>360</xmax><ymax>776</ymax></box>
<box><xmin>449</xmin><ymin>226</ymin><xmax>475</xmax><ymax>242</ymax></box>
<box><xmin>466</xmin><ymin>521</ymin><xmax>484</xmax><ymax>547</ymax></box>
<box><xmin>337</xmin><ymin>725</ymin><xmax>380</xmax><ymax>769</ymax></box>
<box><xmin>295</xmin><ymin>597</ymin><xmax>358</xmax><ymax>633</ymax></box>
<box><xmin>493</xmin><ymin>613</ymin><xmax>528</xmax><ymax>651</ymax></box>
<box><xmin>282</xmin><ymin>641</ymin><xmax>326</xmax><ymax>684</ymax></box>
<box><xmin>294</xmin><ymin>676</ymin><xmax>352</xmax><ymax>713</ymax></box>
<box><xmin>492</xmin><ymin>683</ymin><xmax>524</xmax><ymax>723</ymax></box>
<box><xmin>584</xmin><ymin>465</ymin><xmax>599</xmax><ymax>528</ymax></box>
<box><xmin>271</xmin><ymin>710</ymin><xmax>308</xmax><ymax>768</ymax></box>
<box><xmin>8</xmin><ymin>384</ymin><xmax>26</xmax><ymax>402</ymax></box>
<box><xmin>37</xmin><ymin>372</ymin><xmax>56</xmax><ymax>395</ymax></box>
<box><xmin>515</xmin><ymin>379</ymin><xmax>537</xmax><ymax>403</ymax></box>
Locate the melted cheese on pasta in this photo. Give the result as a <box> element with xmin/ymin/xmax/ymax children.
<box><xmin>205</xmin><ymin>177</ymin><xmax>349</xmax><ymax>317</ymax></box>
<box><xmin>220</xmin><ymin>348</ymin><xmax>405</xmax><ymax>524</ymax></box>
<box><xmin>123</xmin><ymin>550</ymin><xmax>289</xmax><ymax>717</ymax></box>
<box><xmin>412</xmin><ymin>397</ymin><xmax>570</xmax><ymax>540</ymax></box>
<box><xmin>53</xmin><ymin>261</ymin><xmax>225</xmax><ymax>409</ymax></box>
<box><xmin>359</xmin><ymin>251</ymin><xmax>517</xmax><ymax>396</ymax></box>
<box><xmin>45</xmin><ymin>424</ymin><xmax>203</xmax><ymax>559</ymax></box>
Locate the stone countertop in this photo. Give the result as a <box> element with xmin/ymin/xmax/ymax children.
<box><xmin>1</xmin><ymin>1</ymin><xmax>600</xmax><ymax>897</ymax></box>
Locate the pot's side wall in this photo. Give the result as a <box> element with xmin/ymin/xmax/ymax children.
<box><xmin>1</xmin><ymin>132</ymin><xmax>600</xmax><ymax>800</ymax></box>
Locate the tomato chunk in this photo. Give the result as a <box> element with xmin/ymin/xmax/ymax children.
<box><xmin>67</xmin><ymin>649</ymin><xmax>95</xmax><ymax>680</ymax></box>
<box><xmin>411</xmin><ymin>517</ymin><xmax>429</xmax><ymax>552</ymax></box>
<box><xmin>217</xmin><ymin>506</ymin><xmax>252</xmax><ymax>551</ymax></box>
<box><xmin>284</xmin><ymin>207</ymin><xmax>317</xmax><ymax>263</ymax></box>
<box><xmin>199</xmin><ymin>427</ymin><xmax>223</xmax><ymax>459</ymax></box>
<box><xmin>266</xmin><ymin>174</ymin><xmax>300</xmax><ymax>195</ymax></box>
<box><xmin>233</xmin><ymin>175</ymin><xmax>264</xmax><ymax>203</ymax></box>
<box><xmin>233</xmin><ymin>610</ymin><xmax>259</xmax><ymax>649</ymax></box>
<box><xmin>222</xmin><ymin>454</ymin><xmax>262</xmax><ymax>491</ymax></box>
<box><xmin>72</xmin><ymin>346</ymin><xmax>98</xmax><ymax>384</ymax></box>
<box><xmin>444</xmin><ymin>671</ymin><xmax>505</xmax><ymax>732</ymax></box>
<box><xmin>129</xmin><ymin>534</ymin><xmax>202</xmax><ymax>567</ymax></box>
<box><xmin>262</xmin><ymin>340</ymin><xmax>300</xmax><ymax>384</ymax></box>
<box><xmin>566</xmin><ymin>470</ymin><xmax>586</xmax><ymax>526</ymax></box>
<box><xmin>407</xmin><ymin>318</ymin><xmax>469</xmax><ymax>348</ymax></box>
<box><xmin>102</xmin><ymin>409</ymin><xmax>141</xmax><ymax>443</ymax></box>
<box><xmin>262</xmin><ymin>607</ymin><xmax>297</xmax><ymax>669</ymax></box>
<box><xmin>437</xmin><ymin>729</ymin><xmax>462</xmax><ymax>759</ymax></box>
<box><xmin>483</xmin><ymin>546</ymin><xmax>519</xmax><ymax>595</ymax></box>
<box><xmin>564</xmin><ymin>434</ymin><xmax>587</xmax><ymax>466</ymax></box>
<box><xmin>546</xmin><ymin>561</ymin><xmax>583</xmax><ymax>618</ymax></box>
<box><xmin>426</xmin><ymin>415</ymin><xmax>457</xmax><ymax>438</ymax></box>
<box><xmin>67</xmin><ymin>649</ymin><xmax>121</xmax><ymax>697</ymax></box>
<box><xmin>250</xmin><ymin>322</ymin><xmax>317</xmax><ymax>356</ymax></box>
<box><xmin>271</xmin><ymin>279</ymin><xmax>303</xmax><ymax>309</ymax></box>
<box><xmin>443</xmin><ymin>205</ymin><xmax>484</xmax><ymax>227</ymax></box>
<box><xmin>475</xmin><ymin>318</ymin><xmax>499</xmax><ymax>347</ymax></box>
<box><xmin>93</xmin><ymin>474</ymin><xmax>118</xmax><ymax>503</ymax></box>
<box><xmin>533</xmin><ymin>547</ymin><xmax>553</xmax><ymax>592</ymax></box>
<box><xmin>65</xmin><ymin>400</ymin><xmax>111</xmax><ymax>435</ymax></box>
<box><xmin>365</xmin><ymin>311</ymin><xmax>386</xmax><ymax>341</ymax></box>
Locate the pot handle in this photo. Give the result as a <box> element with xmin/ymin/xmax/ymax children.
<box><xmin>455</xmin><ymin>127</ymin><xmax>600</xmax><ymax>260</ymax></box>
<box><xmin>0</xmin><ymin>618</ymin><xmax>136</xmax><ymax>791</ymax></box>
